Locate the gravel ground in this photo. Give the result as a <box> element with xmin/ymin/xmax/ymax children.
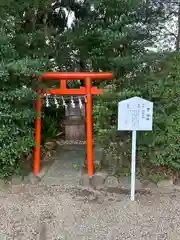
<box><xmin>0</xmin><ymin>184</ymin><xmax>180</xmax><ymax>240</ymax></box>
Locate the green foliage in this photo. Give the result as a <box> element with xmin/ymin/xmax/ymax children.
<box><xmin>94</xmin><ymin>52</ymin><xmax>180</xmax><ymax>173</ymax></box>
<box><xmin>41</xmin><ymin>105</ymin><xmax>64</xmax><ymax>145</ymax></box>
<box><xmin>0</xmin><ymin>0</ymin><xmax>178</xmax><ymax>178</ymax></box>
<box><xmin>41</xmin><ymin>116</ymin><xmax>58</xmax><ymax>145</ymax></box>
<box><xmin>0</xmin><ymin>22</ymin><xmax>44</xmax><ymax>177</ymax></box>
<box><xmin>92</xmin><ymin>0</ymin><xmax>165</xmax><ymax>170</ymax></box>
<box><xmin>137</xmin><ymin>52</ymin><xmax>180</xmax><ymax>170</ymax></box>
<box><xmin>0</xmin><ymin>0</ymin><xmax>84</xmax><ymax>177</ymax></box>
<box><xmin>91</xmin><ymin>0</ymin><xmax>180</xmax><ymax>174</ymax></box>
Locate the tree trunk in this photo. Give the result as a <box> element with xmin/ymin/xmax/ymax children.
<box><xmin>176</xmin><ymin>3</ymin><xmax>180</xmax><ymax>51</ymax></box>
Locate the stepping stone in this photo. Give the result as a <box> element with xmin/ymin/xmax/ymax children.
<box><xmin>91</xmin><ymin>172</ymin><xmax>108</xmax><ymax>188</ymax></box>
<box><xmin>141</xmin><ymin>179</ymin><xmax>157</xmax><ymax>189</ymax></box>
<box><xmin>120</xmin><ymin>176</ymin><xmax>143</xmax><ymax>190</ymax></box>
<box><xmin>157</xmin><ymin>179</ymin><xmax>174</xmax><ymax>188</ymax></box>
<box><xmin>104</xmin><ymin>176</ymin><xmax>119</xmax><ymax>188</ymax></box>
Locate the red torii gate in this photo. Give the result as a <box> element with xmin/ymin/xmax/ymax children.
<box><xmin>34</xmin><ymin>72</ymin><xmax>113</xmax><ymax>177</ymax></box>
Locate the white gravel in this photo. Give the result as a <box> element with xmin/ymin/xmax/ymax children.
<box><xmin>0</xmin><ymin>184</ymin><xmax>180</xmax><ymax>240</ymax></box>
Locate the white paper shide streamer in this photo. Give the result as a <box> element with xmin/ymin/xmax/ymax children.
<box><xmin>54</xmin><ymin>95</ymin><xmax>59</xmax><ymax>108</ymax></box>
<box><xmin>78</xmin><ymin>97</ymin><xmax>83</xmax><ymax>109</ymax></box>
<box><xmin>71</xmin><ymin>96</ymin><xmax>75</xmax><ymax>108</ymax></box>
<box><xmin>45</xmin><ymin>94</ymin><xmax>50</xmax><ymax>107</ymax></box>
<box><xmin>62</xmin><ymin>96</ymin><xmax>67</xmax><ymax>109</ymax></box>
<box><xmin>44</xmin><ymin>94</ymin><xmax>86</xmax><ymax>109</ymax></box>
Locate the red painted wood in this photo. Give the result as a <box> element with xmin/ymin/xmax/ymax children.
<box><xmin>39</xmin><ymin>87</ymin><xmax>102</xmax><ymax>95</ymax></box>
<box><xmin>38</xmin><ymin>72</ymin><xmax>112</xmax><ymax>80</ymax></box>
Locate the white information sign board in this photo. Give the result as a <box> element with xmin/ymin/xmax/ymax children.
<box><xmin>117</xmin><ymin>97</ymin><xmax>153</xmax><ymax>201</ymax></box>
<box><xmin>118</xmin><ymin>96</ymin><xmax>153</xmax><ymax>131</ymax></box>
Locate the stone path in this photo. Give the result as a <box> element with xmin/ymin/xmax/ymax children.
<box><xmin>41</xmin><ymin>144</ymin><xmax>86</xmax><ymax>185</ymax></box>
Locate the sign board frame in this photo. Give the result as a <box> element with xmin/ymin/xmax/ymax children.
<box><xmin>118</xmin><ymin>96</ymin><xmax>153</xmax><ymax>201</ymax></box>
<box><xmin>118</xmin><ymin>96</ymin><xmax>153</xmax><ymax>131</ymax></box>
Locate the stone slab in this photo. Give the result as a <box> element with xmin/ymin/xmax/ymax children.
<box><xmin>104</xmin><ymin>176</ymin><xmax>119</xmax><ymax>188</ymax></box>
<box><xmin>157</xmin><ymin>179</ymin><xmax>174</xmax><ymax>188</ymax></box>
<box><xmin>58</xmin><ymin>144</ymin><xmax>86</xmax><ymax>151</ymax></box>
<box><xmin>41</xmin><ymin>147</ymin><xmax>85</xmax><ymax>186</ymax></box>
<box><xmin>120</xmin><ymin>176</ymin><xmax>143</xmax><ymax>190</ymax></box>
<box><xmin>91</xmin><ymin>172</ymin><xmax>108</xmax><ymax>188</ymax></box>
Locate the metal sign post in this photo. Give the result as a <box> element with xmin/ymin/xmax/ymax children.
<box><xmin>118</xmin><ymin>96</ymin><xmax>153</xmax><ymax>201</ymax></box>
<box><xmin>131</xmin><ymin>130</ymin><xmax>137</xmax><ymax>201</ymax></box>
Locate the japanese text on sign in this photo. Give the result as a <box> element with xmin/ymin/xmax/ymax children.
<box><xmin>118</xmin><ymin>97</ymin><xmax>153</xmax><ymax>131</ymax></box>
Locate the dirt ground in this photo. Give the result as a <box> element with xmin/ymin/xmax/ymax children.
<box><xmin>0</xmin><ymin>183</ymin><xmax>180</xmax><ymax>240</ymax></box>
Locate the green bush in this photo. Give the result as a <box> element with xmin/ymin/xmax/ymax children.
<box><xmin>41</xmin><ymin>115</ymin><xmax>58</xmax><ymax>145</ymax></box>
<box><xmin>0</xmin><ymin>26</ymin><xmax>43</xmax><ymax>177</ymax></box>
<box><xmin>136</xmin><ymin>53</ymin><xmax>180</xmax><ymax>171</ymax></box>
<box><xmin>41</xmin><ymin>105</ymin><xmax>65</xmax><ymax>145</ymax></box>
